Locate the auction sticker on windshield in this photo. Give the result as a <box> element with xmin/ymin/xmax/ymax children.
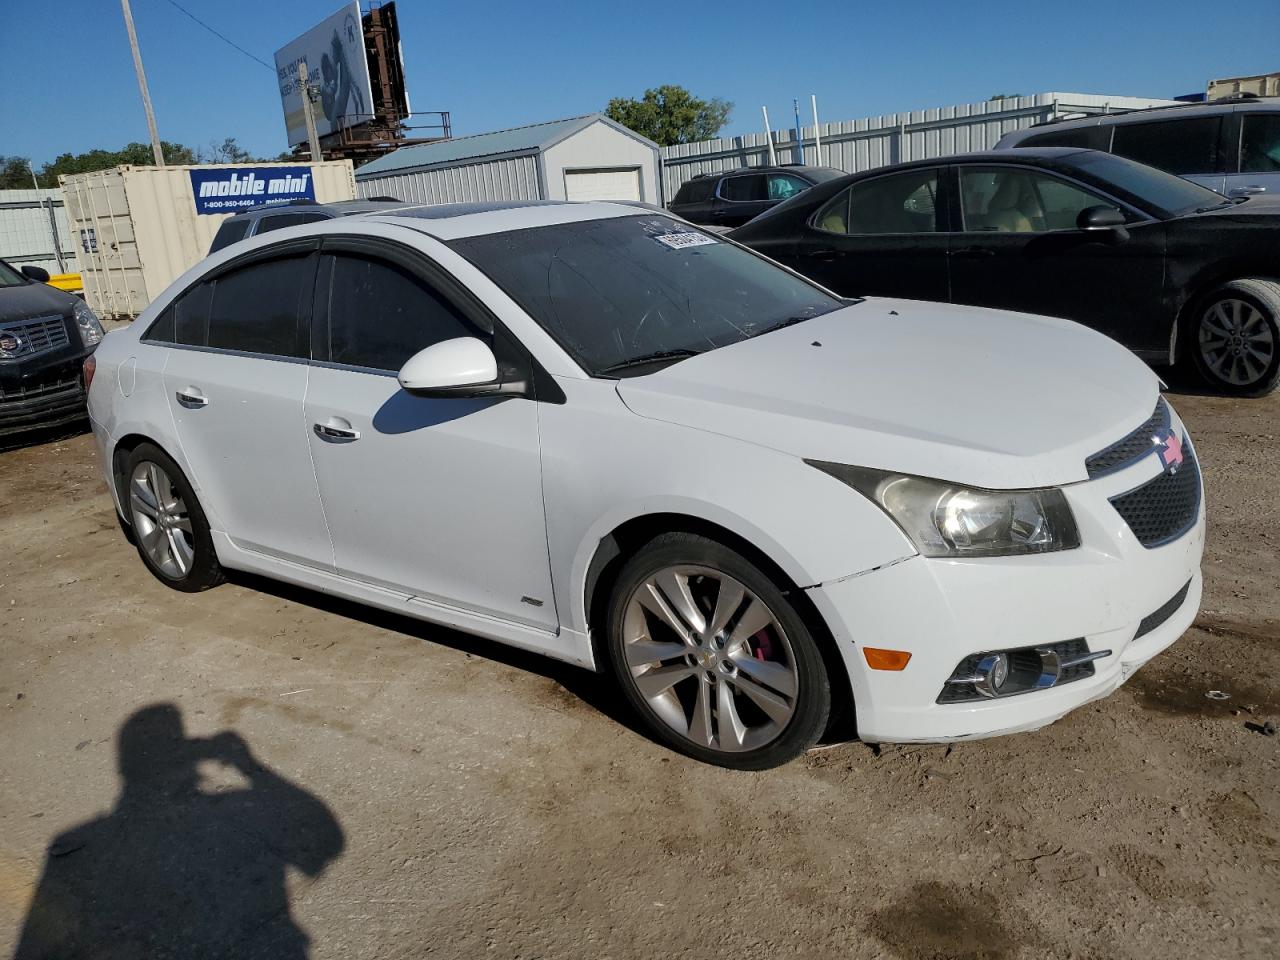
<box><xmin>653</xmin><ymin>231</ymin><xmax>718</xmax><ymax>250</ymax></box>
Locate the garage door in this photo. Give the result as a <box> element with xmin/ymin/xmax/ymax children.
<box><xmin>564</xmin><ymin>168</ymin><xmax>643</xmax><ymax>202</ymax></box>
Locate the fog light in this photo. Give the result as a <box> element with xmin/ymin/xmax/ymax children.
<box><xmin>974</xmin><ymin>653</ymin><xmax>1009</xmax><ymax>698</ymax></box>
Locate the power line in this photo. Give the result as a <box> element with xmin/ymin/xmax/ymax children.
<box><xmin>158</xmin><ymin>0</ymin><xmax>276</xmax><ymax>73</ymax></box>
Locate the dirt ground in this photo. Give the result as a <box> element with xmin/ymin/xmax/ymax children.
<box><xmin>1</xmin><ymin>379</ymin><xmax>1276</xmax><ymax>960</ymax></box>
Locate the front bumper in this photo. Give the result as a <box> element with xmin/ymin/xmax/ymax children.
<box><xmin>0</xmin><ymin>364</ymin><xmax>90</xmax><ymax>437</ymax></box>
<box><xmin>807</xmin><ymin>430</ymin><xmax>1205</xmax><ymax>744</ymax></box>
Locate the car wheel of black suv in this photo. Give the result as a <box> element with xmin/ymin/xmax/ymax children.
<box><xmin>605</xmin><ymin>532</ymin><xmax>831</xmax><ymax>769</ymax></box>
<box><xmin>123</xmin><ymin>443</ymin><xmax>225</xmax><ymax>592</ymax></box>
<box><xmin>1190</xmin><ymin>279</ymin><xmax>1280</xmax><ymax>397</ymax></box>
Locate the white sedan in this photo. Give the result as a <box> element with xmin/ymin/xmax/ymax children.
<box><xmin>86</xmin><ymin>201</ymin><xmax>1205</xmax><ymax>768</ymax></box>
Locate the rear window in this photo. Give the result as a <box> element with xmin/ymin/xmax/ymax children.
<box><xmin>1110</xmin><ymin>117</ymin><xmax>1223</xmax><ymax>175</ymax></box>
<box><xmin>255</xmin><ymin>212</ymin><xmax>329</xmax><ymax>235</ymax></box>
<box><xmin>209</xmin><ymin>219</ymin><xmax>250</xmax><ymax>253</ymax></box>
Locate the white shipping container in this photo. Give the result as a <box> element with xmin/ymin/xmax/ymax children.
<box><xmin>60</xmin><ymin>161</ymin><xmax>356</xmax><ymax>318</ymax></box>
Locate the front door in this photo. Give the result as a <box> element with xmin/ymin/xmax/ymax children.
<box><xmin>302</xmin><ymin>243</ymin><xmax>557</xmax><ymax>630</ymax></box>
<box><xmin>783</xmin><ymin>166</ymin><xmax>950</xmax><ymax>302</ymax></box>
<box><xmin>947</xmin><ymin>164</ymin><xmax>1168</xmax><ymax>353</ymax></box>
<box><xmin>159</xmin><ymin>245</ymin><xmax>333</xmax><ymax>568</ymax></box>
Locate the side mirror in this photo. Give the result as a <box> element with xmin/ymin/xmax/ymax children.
<box><xmin>21</xmin><ymin>265</ymin><xmax>50</xmax><ymax>282</ymax></box>
<box><xmin>1076</xmin><ymin>205</ymin><xmax>1129</xmax><ymax>242</ymax></box>
<box><xmin>397</xmin><ymin>337</ymin><xmax>504</xmax><ymax>398</ymax></box>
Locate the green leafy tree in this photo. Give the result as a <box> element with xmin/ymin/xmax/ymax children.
<box><xmin>200</xmin><ymin>137</ymin><xmax>255</xmax><ymax>164</ymax></box>
<box><xmin>39</xmin><ymin>142</ymin><xmax>197</xmax><ymax>183</ymax></box>
<box><xmin>606</xmin><ymin>85</ymin><xmax>732</xmax><ymax>146</ymax></box>
<box><xmin>0</xmin><ymin>156</ymin><xmax>39</xmax><ymax>190</ymax></box>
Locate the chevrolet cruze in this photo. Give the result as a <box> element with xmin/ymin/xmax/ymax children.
<box><xmin>87</xmin><ymin>201</ymin><xmax>1205</xmax><ymax>769</ymax></box>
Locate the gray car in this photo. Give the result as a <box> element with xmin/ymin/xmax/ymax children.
<box><xmin>996</xmin><ymin>97</ymin><xmax>1280</xmax><ymax>198</ymax></box>
<box><xmin>208</xmin><ymin>198</ymin><xmax>408</xmax><ymax>254</ymax></box>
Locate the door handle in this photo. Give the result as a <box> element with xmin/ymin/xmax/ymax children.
<box><xmin>175</xmin><ymin>387</ymin><xmax>208</xmax><ymax>408</ymax></box>
<box><xmin>806</xmin><ymin>248</ymin><xmax>840</xmax><ymax>262</ymax></box>
<box><xmin>952</xmin><ymin>246</ymin><xmax>995</xmax><ymax>259</ymax></box>
<box><xmin>313</xmin><ymin>418</ymin><xmax>360</xmax><ymax>443</ymax></box>
<box><xmin>1228</xmin><ymin>185</ymin><xmax>1267</xmax><ymax>197</ymax></box>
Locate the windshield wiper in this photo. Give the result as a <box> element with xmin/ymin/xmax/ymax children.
<box><xmin>598</xmin><ymin>349</ymin><xmax>701</xmax><ymax>375</ymax></box>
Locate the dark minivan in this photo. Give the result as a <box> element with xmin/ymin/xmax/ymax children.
<box><xmin>668</xmin><ymin>165</ymin><xmax>844</xmax><ymax>228</ymax></box>
<box><xmin>0</xmin><ymin>259</ymin><xmax>104</xmax><ymax>437</ymax></box>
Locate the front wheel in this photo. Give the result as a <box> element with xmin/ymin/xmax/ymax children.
<box><xmin>605</xmin><ymin>533</ymin><xmax>831</xmax><ymax>769</ymax></box>
<box><xmin>1189</xmin><ymin>279</ymin><xmax>1280</xmax><ymax>397</ymax></box>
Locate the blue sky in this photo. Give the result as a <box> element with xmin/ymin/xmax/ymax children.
<box><xmin>4</xmin><ymin>0</ymin><xmax>1278</xmax><ymax>166</ymax></box>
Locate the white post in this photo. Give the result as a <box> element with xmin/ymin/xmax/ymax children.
<box><xmin>761</xmin><ymin>106</ymin><xmax>778</xmax><ymax>165</ymax></box>
<box><xmin>27</xmin><ymin>161</ymin><xmax>65</xmax><ymax>274</ymax></box>
<box><xmin>811</xmin><ymin>95</ymin><xmax>823</xmax><ymax>166</ymax></box>
<box><xmin>298</xmin><ymin>61</ymin><xmax>324</xmax><ymax>163</ymax></box>
<box><xmin>120</xmin><ymin>0</ymin><xmax>165</xmax><ymax>166</ymax></box>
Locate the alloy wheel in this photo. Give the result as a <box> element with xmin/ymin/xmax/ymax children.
<box><xmin>129</xmin><ymin>461</ymin><xmax>195</xmax><ymax>579</ymax></box>
<box><xmin>1199</xmin><ymin>298</ymin><xmax>1276</xmax><ymax>387</ymax></box>
<box><xmin>621</xmin><ymin>565</ymin><xmax>799</xmax><ymax>753</ymax></box>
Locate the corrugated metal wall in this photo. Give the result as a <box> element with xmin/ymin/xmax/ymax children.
<box><xmin>62</xmin><ymin>161</ymin><xmax>357</xmax><ymax>317</ymax></box>
<box><xmin>356</xmin><ymin>154</ymin><xmax>542</xmax><ymax>203</ymax></box>
<box><xmin>660</xmin><ymin>92</ymin><xmax>1181</xmax><ymax>199</ymax></box>
<box><xmin>0</xmin><ymin>189</ymin><xmax>74</xmax><ymax>275</ymax></box>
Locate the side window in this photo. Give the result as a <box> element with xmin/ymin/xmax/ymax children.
<box><xmin>814</xmin><ymin>169</ymin><xmax>939</xmax><ymax>234</ymax></box>
<box><xmin>206</xmin><ymin>255</ymin><xmax>311</xmax><ymax>357</ymax></box>
<box><xmin>209</xmin><ymin>219</ymin><xmax>250</xmax><ymax>253</ymax></box>
<box><xmin>324</xmin><ymin>254</ymin><xmax>475</xmax><ymax>371</ymax></box>
<box><xmin>720</xmin><ymin>174</ymin><xmax>767</xmax><ymax>202</ymax></box>
<box><xmin>1240</xmin><ymin>114</ymin><xmax>1280</xmax><ymax>173</ymax></box>
<box><xmin>675</xmin><ymin>179</ymin><xmax>716</xmax><ymax>204</ymax></box>
<box><xmin>959</xmin><ymin>167</ymin><xmax>1121</xmax><ymax>233</ymax></box>
<box><xmin>767</xmin><ymin>173</ymin><xmax>809</xmax><ymax>201</ymax></box>
<box><xmin>1110</xmin><ymin>117</ymin><xmax>1222</xmax><ymax>175</ymax></box>
<box><xmin>173</xmin><ymin>281</ymin><xmax>214</xmax><ymax>345</ymax></box>
<box><xmin>255</xmin><ymin>212</ymin><xmax>328</xmax><ymax>236</ymax></box>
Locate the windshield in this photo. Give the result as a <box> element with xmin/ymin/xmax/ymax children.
<box><xmin>449</xmin><ymin>215</ymin><xmax>842</xmax><ymax>376</ymax></box>
<box><xmin>1063</xmin><ymin>151</ymin><xmax>1227</xmax><ymax>217</ymax></box>
<box><xmin>0</xmin><ymin>259</ymin><xmax>28</xmax><ymax>288</ymax></box>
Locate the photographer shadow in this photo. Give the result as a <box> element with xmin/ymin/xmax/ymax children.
<box><xmin>13</xmin><ymin>703</ymin><xmax>344</xmax><ymax>960</ymax></box>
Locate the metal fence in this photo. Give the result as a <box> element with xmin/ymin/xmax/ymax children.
<box><xmin>660</xmin><ymin>92</ymin><xmax>1180</xmax><ymax>199</ymax></box>
<box><xmin>0</xmin><ymin>189</ymin><xmax>73</xmax><ymax>275</ymax></box>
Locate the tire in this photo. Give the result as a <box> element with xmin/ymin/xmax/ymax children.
<box><xmin>123</xmin><ymin>442</ymin><xmax>225</xmax><ymax>592</ymax></box>
<box><xmin>605</xmin><ymin>532</ymin><xmax>831</xmax><ymax>770</ymax></box>
<box><xmin>1188</xmin><ymin>279</ymin><xmax>1280</xmax><ymax>397</ymax></box>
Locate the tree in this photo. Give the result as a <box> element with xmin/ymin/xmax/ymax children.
<box><xmin>0</xmin><ymin>156</ymin><xmax>39</xmax><ymax>190</ymax></box>
<box><xmin>606</xmin><ymin>85</ymin><xmax>732</xmax><ymax>146</ymax></box>
<box><xmin>200</xmin><ymin>137</ymin><xmax>254</xmax><ymax>164</ymax></box>
<box><xmin>39</xmin><ymin>142</ymin><xmax>197</xmax><ymax>184</ymax></box>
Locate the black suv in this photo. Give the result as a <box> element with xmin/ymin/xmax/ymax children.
<box><xmin>0</xmin><ymin>258</ymin><xmax>104</xmax><ymax>438</ymax></box>
<box><xmin>208</xmin><ymin>198</ymin><xmax>407</xmax><ymax>254</ymax></box>
<box><xmin>668</xmin><ymin>165</ymin><xmax>844</xmax><ymax>228</ymax></box>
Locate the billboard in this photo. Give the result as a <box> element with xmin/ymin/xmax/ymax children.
<box><xmin>188</xmin><ymin>167</ymin><xmax>316</xmax><ymax>215</ymax></box>
<box><xmin>274</xmin><ymin>3</ymin><xmax>375</xmax><ymax>147</ymax></box>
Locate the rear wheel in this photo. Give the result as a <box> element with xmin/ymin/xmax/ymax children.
<box><xmin>605</xmin><ymin>533</ymin><xmax>831</xmax><ymax>769</ymax></box>
<box><xmin>1190</xmin><ymin>279</ymin><xmax>1280</xmax><ymax>397</ymax></box>
<box><xmin>124</xmin><ymin>443</ymin><xmax>225</xmax><ymax>592</ymax></box>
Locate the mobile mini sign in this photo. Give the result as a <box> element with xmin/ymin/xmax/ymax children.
<box><xmin>188</xmin><ymin>167</ymin><xmax>316</xmax><ymax>215</ymax></box>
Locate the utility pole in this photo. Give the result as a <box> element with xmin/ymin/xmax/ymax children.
<box><xmin>298</xmin><ymin>61</ymin><xmax>324</xmax><ymax>162</ymax></box>
<box><xmin>120</xmin><ymin>0</ymin><xmax>165</xmax><ymax>166</ymax></box>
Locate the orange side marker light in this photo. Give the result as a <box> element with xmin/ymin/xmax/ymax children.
<box><xmin>863</xmin><ymin>647</ymin><xmax>912</xmax><ymax>671</ymax></box>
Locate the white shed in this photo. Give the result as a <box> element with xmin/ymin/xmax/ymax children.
<box><xmin>355</xmin><ymin>114</ymin><xmax>663</xmax><ymax>206</ymax></box>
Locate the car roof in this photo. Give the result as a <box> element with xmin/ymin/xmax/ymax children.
<box><xmin>1011</xmin><ymin>95</ymin><xmax>1280</xmax><ymax>136</ymax></box>
<box><xmin>224</xmin><ymin>198</ymin><xmax>412</xmax><ymax>221</ymax></box>
<box><xmin>691</xmin><ymin>164</ymin><xmax>840</xmax><ymax>179</ymax></box>
<box><xmin>354</xmin><ymin>199</ymin><xmax>665</xmax><ymax>240</ymax></box>
<box><xmin>823</xmin><ymin>148</ymin><xmax>1093</xmax><ymax>177</ymax></box>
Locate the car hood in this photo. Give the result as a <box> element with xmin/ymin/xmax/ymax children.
<box><xmin>0</xmin><ymin>280</ymin><xmax>75</xmax><ymax>323</ymax></box>
<box><xmin>615</xmin><ymin>298</ymin><xmax>1160</xmax><ymax>489</ymax></box>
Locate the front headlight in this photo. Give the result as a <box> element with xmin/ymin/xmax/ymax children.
<box><xmin>807</xmin><ymin>461</ymin><xmax>1080</xmax><ymax>558</ymax></box>
<box><xmin>73</xmin><ymin>301</ymin><xmax>104</xmax><ymax>348</ymax></box>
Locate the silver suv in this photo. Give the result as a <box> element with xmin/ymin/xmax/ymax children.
<box><xmin>996</xmin><ymin>97</ymin><xmax>1280</xmax><ymax>198</ymax></box>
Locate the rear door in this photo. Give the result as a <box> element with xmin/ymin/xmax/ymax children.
<box><xmin>302</xmin><ymin>238</ymin><xmax>556</xmax><ymax>629</ymax></box>
<box><xmin>156</xmin><ymin>241</ymin><xmax>333</xmax><ymax>568</ymax></box>
<box><xmin>713</xmin><ymin>173</ymin><xmax>771</xmax><ymax>227</ymax></box>
<box><xmin>1226</xmin><ymin>111</ymin><xmax>1280</xmax><ymax>198</ymax></box>
<box><xmin>947</xmin><ymin>164</ymin><xmax>1169</xmax><ymax>352</ymax></box>
<box><xmin>785</xmin><ymin>166</ymin><xmax>950</xmax><ymax>301</ymax></box>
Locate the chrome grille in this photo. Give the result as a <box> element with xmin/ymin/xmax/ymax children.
<box><xmin>0</xmin><ymin>314</ymin><xmax>71</xmax><ymax>360</ymax></box>
<box><xmin>1109</xmin><ymin>441</ymin><xmax>1201</xmax><ymax>548</ymax></box>
<box><xmin>1085</xmin><ymin>399</ymin><xmax>1170</xmax><ymax>479</ymax></box>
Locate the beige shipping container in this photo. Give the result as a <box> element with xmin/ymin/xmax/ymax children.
<box><xmin>60</xmin><ymin>161</ymin><xmax>356</xmax><ymax>318</ymax></box>
<box><xmin>1208</xmin><ymin>72</ymin><xmax>1280</xmax><ymax>100</ymax></box>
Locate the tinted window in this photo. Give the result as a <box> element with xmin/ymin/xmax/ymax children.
<box><xmin>255</xmin><ymin>212</ymin><xmax>329</xmax><ymax>235</ymax></box>
<box><xmin>323</xmin><ymin>254</ymin><xmax>474</xmax><ymax>371</ymax></box>
<box><xmin>1062</xmin><ymin>151</ymin><xmax>1223</xmax><ymax>217</ymax></box>
<box><xmin>1019</xmin><ymin>127</ymin><xmax>1100</xmax><ymax>149</ymax></box>
<box><xmin>1111</xmin><ymin>117</ymin><xmax>1222</xmax><ymax>175</ymax></box>
<box><xmin>720</xmin><ymin>174</ymin><xmax>766</xmax><ymax>202</ymax></box>
<box><xmin>209</xmin><ymin>219</ymin><xmax>250</xmax><ymax>253</ymax></box>
<box><xmin>675</xmin><ymin>179</ymin><xmax>716</xmax><ymax>204</ymax></box>
<box><xmin>0</xmin><ymin>258</ymin><xmax>27</xmax><ymax>287</ymax></box>
<box><xmin>174</xmin><ymin>282</ymin><xmax>213</xmax><ymax>345</ymax></box>
<box><xmin>815</xmin><ymin>169</ymin><xmax>939</xmax><ymax>234</ymax></box>
<box><xmin>1240</xmin><ymin>114</ymin><xmax>1280</xmax><ymax>173</ymax></box>
<box><xmin>449</xmin><ymin>215</ymin><xmax>840</xmax><ymax>376</ymax></box>
<box><xmin>960</xmin><ymin>167</ymin><xmax>1120</xmax><ymax>233</ymax></box>
<box><xmin>206</xmin><ymin>256</ymin><xmax>311</xmax><ymax>357</ymax></box>
<box><xmin>767</xmin><ymin>173</ymin><xmax>809</xmax><ymax>201</ymax></box>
